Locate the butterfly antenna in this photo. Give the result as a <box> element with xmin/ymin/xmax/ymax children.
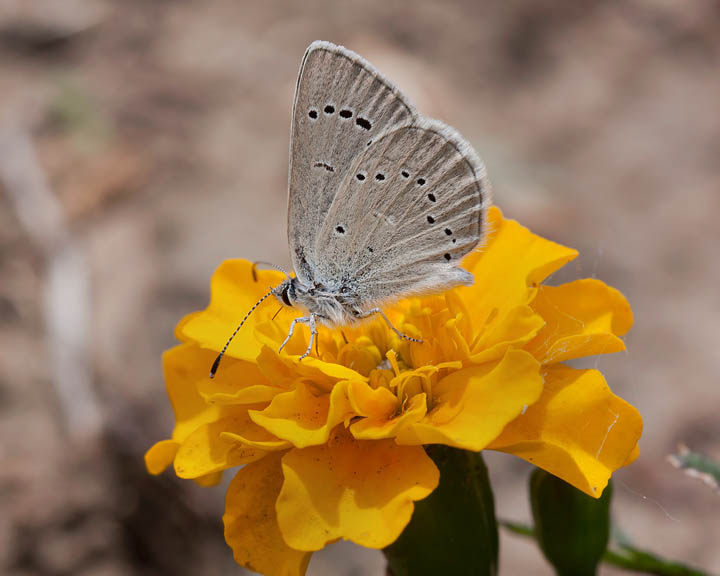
<box><xmin>209</xmin><ymin>289</ymin><xmax>274</xmax><ymax>378</ymax></box>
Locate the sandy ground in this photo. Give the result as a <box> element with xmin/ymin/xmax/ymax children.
<box><xmin>1</xmin><ymin>1</ymin><xmax>719</xmax><ymax>574</ymax></box>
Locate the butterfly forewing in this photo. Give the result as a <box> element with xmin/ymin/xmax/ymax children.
<box><xmin>314</xmin><ymin>119</ymin><xmax>491</xmax><ymax>305</ymax></box>
<box><xmin>288</xmin><ymin>41</ymin><xmax>417</xmax><ymax>284</ymax></box>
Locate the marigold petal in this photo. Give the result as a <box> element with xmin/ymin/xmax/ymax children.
<box><xmin>350</xmin><ymin>394</ymin><xmax>427</xmax><ymax>440</ymax></box>
<box><xmin>162</xmin><ymin>344</ymin><xmax>222</xmax><ymax>440</ymax></box>
<box><xmin>174</xmin><ymin>412</ymin><xmax>270</xmax><ymax>479</ymax></box>
<box><xmin>197</xmin><ymin>355</ymin><xmax>283</xmax><ymax>405</ymax></box>
<box><xmin>489</xmin><ymin>365</ymin><xmax>642</xmax><ymax>497</ymax></box>
<box><xmin>459</xmin><ymin>207</ymin><xmax>578</xmax><ymax>324</ymax></box>
<box><xmin>253</xmin><ymin>344</ymin><xmax>367</xmax><ymax>394</ymax></box>
<box><xmin>224</xmin><ymin>453</ymin><xmax>311</xmax><ymax>576</ymax></box>
<box><xmin>347</xmin><ymin>380</ymin><xmax>398</xmax><ymax>419</ymax></box>
<box><xmin>395</xmin><ymin>350</ymin><xmax>543</xmax><ymax>451</ymax></box>
<box><xmin>526</xmin><ymin>279</ymin><xmax>633</xmax><ymax>364</ymax></box>
<box><xmin>145</xmin><ymin>440</ymin><xmax>179</xmax><ymax>475</ymax></box>
<box><xmin>470</xmin><ymin>305</ymin><xmax>546</xmax><ymax>364</ymax></box>
<box><xmin>177</xmin><ymin>259</ymin><xmax>296</xmax><ymax>361</ymax></box>
<box><xmin>193</xmin><ymin>471</ymin><xmax>224</xmax><ymax>487</ymax></box>
<box><xmin>277</xmin><ymin>437</ymin><xmax>438</xmax><ymax>550</ymax></box>
<box><xmin>294</xmin><ymin>358</ymin><xmax>367</xmax><ymax>391</ymax></box>
<box><xmin>249</xmin><ymin>381</ymin><xmax>355</xmax><ymax>448</ymax></box>
<box><xmin>623</xmin><ymin>444</ymin><xmax>640</xmax><ymax>466</ymax></box>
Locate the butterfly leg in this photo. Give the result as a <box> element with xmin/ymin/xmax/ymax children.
<box><xmin>357</xmin><ymin>308</ymin><xmax>423</xmax><ymax>343</ymax></box>
<box><xmin>299</xmin><ymin>314</ymin><xmax>317</xmax><ymax>361</ymax></box>
<box><xmin>278</xmin><ymin>315</ymin><xmax>311</xmax><ymax>354</ymax></box>
<box><xmin>278</xmin><ymin>314</ymin><xmax>318</xmax><ymax>360</ymax></box>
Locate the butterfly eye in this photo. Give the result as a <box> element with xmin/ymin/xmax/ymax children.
<box><xmin>281</xmin><ymin>286</ymin><xmax>292</xmax><ymax>306</ymax></box>
<box><xmin>324</xmin><ymin>104</ymin><xmax>335</xmax><ymax>114</ymax></box>
<box><xmin>308</xmin><ymin>109</ymin><xmax>318</xmax><ymax>119</ymax></box>
<box><xmin>375</xmin><ymin>173</ymin><xmax>385</xmax><ymax>181</ymax></box>
<box><xmin>417</xmin><ymin>178</ymin><xmax>426</xmax><ymax>186</ymax></box>
<box><xmin>335</xmin><ymin>225</ymin><xmax>346</xmax><ymax>235</ymax></box>
<box><xmin>444</xmin><ymin>253</ymin><xmax>452</xmax><ymax>261</ymax></box>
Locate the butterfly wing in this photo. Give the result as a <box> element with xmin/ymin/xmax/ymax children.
<box><xmin>313</xmin><ymin>118</ymin><xmax>491</xmax><ymax>306</ymax></box>
<box><xmin>288</xmin><ymin>41</ymin><xmax>417</xmax><ymax>283</ymax></box>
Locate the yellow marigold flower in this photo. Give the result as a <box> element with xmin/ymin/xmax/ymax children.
<box><xmin>146</xmin><ymin>206</ymin><xmax>642</xmax><ymax>576</ymax></box>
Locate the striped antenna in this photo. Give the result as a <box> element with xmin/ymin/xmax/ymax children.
<box><xmin>209</xmin><ymin>288</ymin><xmax>274</xmax><ymax>378</ymax></box>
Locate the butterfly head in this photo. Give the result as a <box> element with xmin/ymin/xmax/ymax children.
<box><xmin>272</xmin><ymin>277</ymin><xmax>298</xmax><ymax>308</ymax></box>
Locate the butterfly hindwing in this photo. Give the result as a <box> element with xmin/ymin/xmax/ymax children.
<box><xmin>288</xmin><ymin>41</ymin><xmax>417</xmax><ymax>283</ymax></box>
<box><xmin>313</xmin><ymin>118</ymin><xmax>491</xmax><ymax>305</ymax></box>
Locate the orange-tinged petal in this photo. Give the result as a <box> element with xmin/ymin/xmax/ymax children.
<box><xmin>147</xmin><ymin>343</ymin><xmax>269</xmax><ymax>475</ymax></box>
<box><xmin>470</xmin><ymin>305</ymin><xmax>546</xmax><ymax>365</ymax></box>
<box><xmin>526</xmin><ymin>279</ymin><xmax>633</xmax><ymax>364</ymax></box>
<box><xmin>224</xmin><ymin>453</ymin><xmax>311</xmax><ymax>576</ymax></box>
<box><xmin>623</xmin><ymin>444</ymin><xmax>640</xmax><ymax>466</ymax></box>
<box><xmin>250</xmin><ymin>381</ymin><xmax>355</xmax><ymax>448</ymax></box>
<box><xmin>347</xmin><ymin>380</ymin><xmax>398</xmax><ymax>419</ymax></box>
<box><xmin>396</xmin><ymin>350</ymin><xmax>543</xmax><ymax>451</ymax></box>
<box><xmin>292</xmin><ymin>357</ymin><xmax>367</xmax><ymax>392</ymax></box>
<box><xmin>350</xmin><ymin>394</ymin><xmax>427</xmax><ymax>440</ymax></box>
<box><xmin>489</xmin><ymin>365</ymin><xmax>643</xmax><ymax>497</ymax></box>
<box><xmin>145</xmin><ymin>439</ymin><xmax>179</xmax><ymax>475</ymax></box>
<box><xmin>193</xmin><ymin>471</ymin><xmax>224</xmax><ymax>487</ymax></box>
<box><xmin>177</xmin><ymin>259</ymin><xmax>298</xmax><ymax>361</ymax></box>
<box><xmin>163</xmin><ymin>344</ymin><xmax>222</xmax><ymax>442</ymax></box>
<box><xmin>459</xmin><ymin>207</ymin><xmax>578</xmax><ymax>325</ymax></box>
<box><xmin>174</xmin><ymin>412</ymin><xmax>270</xmax><ymax>479</ymax></box>
<box><xmin>276</xmin><ymin>436</ymin><xmax>438</xmax><ymax>550</ymax></box>
<box><xmin>253</xmin><ymin>343</ymin><xmax>367</xmax><ymax>394</ymax></box>
<box><xmin>196</xmin><ymin>355</ymin><xmax>284</xmax><ymax>405</ymax></box>
<box><xmin>337</xmin><ymin>338</ymin><xmax>384</xmax><ymax>377</ymax></box>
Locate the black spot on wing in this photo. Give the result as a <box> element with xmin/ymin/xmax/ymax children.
<box><xmin>356</xmin><ymin>117</ymin><xmax>372</xmax><ymax>130</ymax></box>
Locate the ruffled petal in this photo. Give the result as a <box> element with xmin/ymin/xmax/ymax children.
<box><xmin>193</xmin><ymin>471</ymin><xmax>224</xmax><ymax>487</ymax></box>
<box><xmin>395</xmin><ymin>350</ymin><xmax>543</xmax><ymax>451</ymax></box>
<box><xmin>469</xmin><ymin>305</ymin><xmax>546</xmax><ymax>365</ymax></box>
<box><xmin>253</xmin><ymin>344</ymin><xmax>367</xmax><ymax>394</ymax></box>
<box><xmin>459</xmin><ymin>207</ymin><xmax>578</xmax><ymax>325</ymax></box>
<box><xmin>196</xmin><ymin>355</ymin><xmax>284</xmax><ymax>405</ymax></box>
<box><xmin>347</xmin><ymin>380</ymin><xmax>398</xmax><ymax>419</ymax></box>
<box><xmin>177</xmin><ymin>259</ymin><xmax>297</xmax><ymax>361</ymax></box>
<box><xmin>224</xmin><ymin>453</ymin><xmax>311</xmax><ymax>576</ymax></box>
<box><xmin>174</xmin><ymin>411</ymin><xmax>271</xmax><ymax>478</ymax></box>
<box><xmin>145</xmin><ymin>344</ymin><xmax>224</xmax><ymax>475</ymax></box>
<box><xmin>145</xmin><ymin>439</ymin><xmax>179</xmax><ymax>475</ymax></box>
<box><xmin>350</xmin><ymin>394</ymin><xmax>427</xmax><ymax>440</ymax></box>
<box><xmin>250</xmin><ymin>381</ymin><xmax>355</xmax><ymax>448</ymax></box>
<box><xmin>163</xmin><ymin>344</ymin><xmax>222</xmax><ymax>442</ymax></box>
<box><xmin>526</xmin><ymin>279</ymin><xmax>633</xmax><ymax>364</ymax></box>
<box><xmin>277</xmin><ymin>436</ymin><xmax>438</xmax><ymax>550</ymax></box>
<box><xmin>489</xmin><ymin>365</ymin><xmax>643</xmax><ymax>497</ymax></box>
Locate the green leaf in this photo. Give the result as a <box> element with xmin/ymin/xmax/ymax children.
<box><xmin>605</xmin><ymin>544</ymin><xmax>710</xmax><ymax>576</ymax></box>
<box><xmin>530</xmin><ymin>469</ymin><xmax>611</xmax><ymax>576</ymax></box>
<box><xmin>384</xmin><ymin>446</ymin><xmax>498</xmax><ymax>576</ymax></box>
<box><xmin>501</xmin><ymin>520</ymin><xmax>712</xmax><ymax>576</ymax></box>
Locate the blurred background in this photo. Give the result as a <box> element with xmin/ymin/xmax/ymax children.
<box><xmin>1</xmin><ymin>1</ymin><xmax>718</xmax><ymax>574</ymax></box>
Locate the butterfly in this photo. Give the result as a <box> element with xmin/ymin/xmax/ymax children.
<box><xmin>210</xmin><ymin>40</ymin><xmax>491</xmax><ymax>377</ymax></box>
